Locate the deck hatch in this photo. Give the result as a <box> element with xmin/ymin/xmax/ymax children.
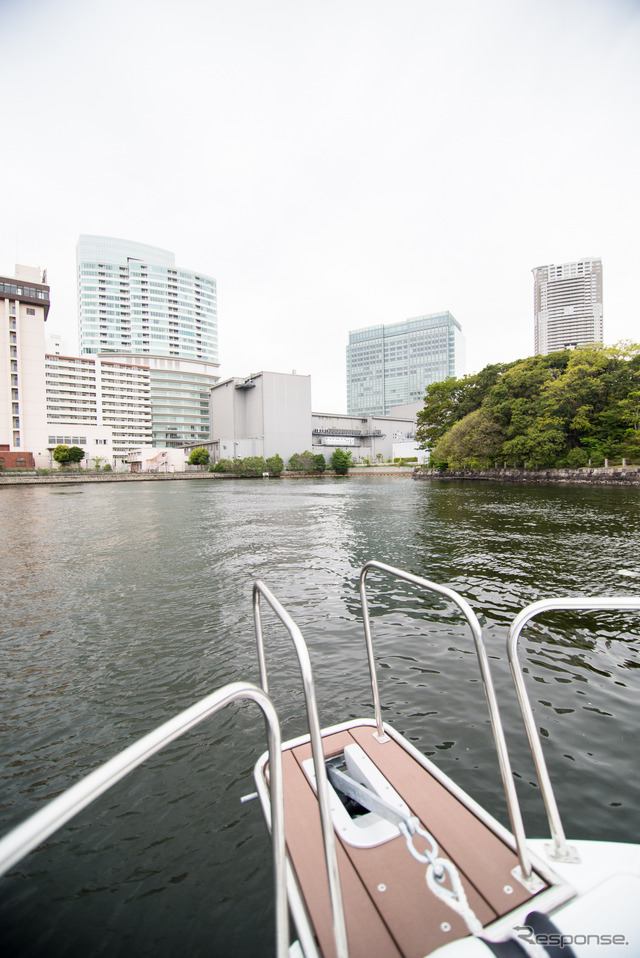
<box><xmin>302</xmin><ymin>743</ymin><xmax>411</xmax><ymax>848</ymax></box>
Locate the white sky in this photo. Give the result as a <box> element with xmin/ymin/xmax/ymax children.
<box><xmin>2</xmin><ymin>0</ymin><xmax>639</xmax><ymax>412</ymax></box>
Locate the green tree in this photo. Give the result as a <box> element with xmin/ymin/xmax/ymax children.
<box><xmin>189</xmin><ymin>447</ymin><xmax>210</xmax><ymax>465</ymax></box>
<box><xmin>266</xmin><ymin>454</ymin><xmax>284</xmax><ymax>476</ymax></box>
<box><xmin>431</xmin><ymin>407</ymin><xmax>504</xmax><ymax>468</ymax></box>
<box><xmin>212</xmin><ymin>458</ymin><xmax>235</xmax><ymax>473</ymax></box>
<box><xmin>502</xmin><ymin>414</ymin><xmax>565</xmax><ymax>468</ymax></box>
<box><xmin>423</xmin><ymin>344</ymin><xmax>640</xmax><ymax>470</ymax></box>
<box><xmin>52</xmin><ymin>444</ymin><xmax>71</xmax><ymax>467</ymax></box>
<box><xmin>416</xmin><ymin>363</ymin><xmax>511</xmax><ymax>450</ymax></box>
<box><xmin>68</xmin><ymin>446</ymin><xmax>85</xmax><ymax>465</ymax></box>
<box><xmin>330</xmin><ymin>448</ymin><xmax>353</xmax><ymax>475</ymax></box>
<box><xmin>565</xmin><ymin>447</ymin><xmax>589</xmax><ymax>468</ymax></box>
<box><xmin>313</xmin><ymin>454</ymin><xmax>326</xmax><ymax>474</ymax></box>
<box><xmin>287</xmin><ymin>450</ymin><xmax>319</xmax><ymax>473</ymax></box>
<box><xmin>92</xmin><ymin>456</ymin><xmax>106</xmax><ymax>471</ymax></box>
<box><xmin>240</xmin><ymin>456</ymin><xmax>267</xmax><ymax>476</ymax></box>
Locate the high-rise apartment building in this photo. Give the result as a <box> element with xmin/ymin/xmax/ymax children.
<box><xmin>533</xmin><ymin>258</ymin><xmax>603</xmax><ymax>355</ymax></box>
<box><xmin>106</xmin><ymin>353</ymin><xmax>215</xmax><ymax>446</ymax></box>
<box><xmin>346</xmin><ymin>312</ymin><xmax>465</xmax><ymax>416</ymax></box>
<box><xmin>77</xmin><ymin>236</ymin><xmax>219</xmax><ymax>446</ymax></box>
<box><xmin>0</xmin><ymin>265</ymin><xmax>51</xmax><ymax>466</ymax></box>
<box><xmin>45</xmin><ymin>354</ymin><xmax>152</xmax><ymax>465</ymax></box>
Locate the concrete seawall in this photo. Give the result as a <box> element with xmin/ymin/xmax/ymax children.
<box><xmin>0</xmin><ymin>472</ymin><xmax>220</xmax><ymax>486</ymax></box>
<box><xmin>1</xmin><ymin>465</ymin><xmax>416</xmax><ymax>486</ymax></box>
<box><xmin>413</xmin><ymin>466</ymin><xmax>640</xmax><ymax>486</ymax></box>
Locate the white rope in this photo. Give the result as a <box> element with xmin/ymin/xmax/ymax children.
<box><xmin>426</xmin><ymin>857</ymin><xmax>485</xmax><ymax>937</ymax></box>
<box><xmin>399</xmin><ymin>818</ymin><xmax>484</xmax><ymax>936</ymax></box>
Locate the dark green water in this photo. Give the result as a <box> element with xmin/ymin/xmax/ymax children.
<box><xmin>1</xmin><ymin>477</ymin><xmax>639</xmax><ymax>956</ymax></box>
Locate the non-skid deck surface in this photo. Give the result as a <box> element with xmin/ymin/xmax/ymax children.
<box><xmin>282</xmin><ymin>724</ymin><xmax>546</xmax><ymax>958</ymax></box>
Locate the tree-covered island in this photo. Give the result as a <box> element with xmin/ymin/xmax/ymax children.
<box><xmin>416</xmin><ymin>344</ymin><xmax>640</xmax><ymax>469</ymax></box>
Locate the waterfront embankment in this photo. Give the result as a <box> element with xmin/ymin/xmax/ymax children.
<box><xmin>414</xmin><ymin>465</ymin><xmax>640</xmax><ymax>485</ymax></box>
<box><xmin>0</xmin><ymin>464</ymin><xmax>416</xmax><ymax>486</ymax></box>
<box><xmin>0</xmin><ymin>471</ymin><xmax>220</xmax><ymax>486</ymax></box>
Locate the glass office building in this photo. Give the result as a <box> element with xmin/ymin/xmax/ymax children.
<box><xmin>346</xmin><ymin>312</ymin><xmax>465</xmax><ymax>416</ymax></box>
<box><xmin>77</xmin><ymin>236</ymin><xmax>219</xmax><ymax>446</ymax></box>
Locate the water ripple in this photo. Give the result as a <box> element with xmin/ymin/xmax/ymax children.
<box><xmin>1</xmin><ymin>477</ymin><xmax>639</xmax><ymax>955</ymax></box>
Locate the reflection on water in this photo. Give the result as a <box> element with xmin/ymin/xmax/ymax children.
<box><xmin>0</xmin><ymin>477</ymin><xmax>639</xmax><ymax>956</ymax></box>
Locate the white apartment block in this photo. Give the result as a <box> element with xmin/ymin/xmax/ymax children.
<box><xmin>45</xmin><ymin>354</ymin><xmax>152</xmax><ymax>466</ymax></box>
<box><xmin>106</xmin><ymin>353</ymin><xmax>217</xmax><ymax>447</ymax></box>
<box><xmin>77</xmin><ymin>235</ymin><xmax>218</xmax><ymax>362</ymax></box>
<box><xmin>77</xmin><ymin>236</ymin><xmax>219</xmax><ymax>447</ymax></box>
<box><xmin>533</xmin><ymin>258</ymin><xmax>603</xmax><ymax>355</ymax></box>
<box><xmin>0</xmin><ymin>265</ymin><xmax>51</xmax><ymax>467</ymax></box>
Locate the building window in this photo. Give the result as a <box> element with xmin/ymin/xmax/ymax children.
<box><xmin>26</xmin><ymin>308</ymin><xmax>36</xmax><ymax>316</ymax></box>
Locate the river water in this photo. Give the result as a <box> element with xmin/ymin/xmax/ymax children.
<box><xmin>1</xmin><ymin>476</ymin><xmax>639</xmax><ymax>956</ymax></box>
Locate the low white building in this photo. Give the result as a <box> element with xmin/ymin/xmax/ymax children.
<box><xmin>125</xmin><ymin>447</ymin><xmax>187</xmax><ymax>473</ymax></box>
<box><xmin>46</xmin><ymin>424</ymin><xmax>114</xmax><ymax>469</ymax></box>
<box><xmin>311</xmin><ymin>411</ymin><xmax>418</xmax><ymax>462</ymax></box>
<box><xmin>387</xmin><ymin>401</ymin><xmax>428</xmax><ymax>462</ymax></box>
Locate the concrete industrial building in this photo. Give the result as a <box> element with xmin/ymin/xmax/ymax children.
<box><xmin>209</xmin><ymin>372</ymin><xmax>312</xmax><ymax>464</ymax></box>
<box><xmin>311</xmin><ymin>410</ymin><xmax>420</xmax><ymax>462</ymax></box>
<box><xmin>206</xmin><ymin>371</ymin><xmax>420</xmax><ymax>465</ymax></box>
<box><xmin>0</xmin><ymin>266</ymin><xmax>51</xmax><ymax>468</ymax></box>
<box><xmin>533</xmin><ymin>258</ymin><xmax>603</xmax><ymax>355</ymax></box>
<box><xmin>77</xmin><ymin>235</ymin><xmax>219</xmax><ymax>446</ymax></box>
<box><xmin>346</xmin><ymin>312</ymin><xmax>465</xmax><ymax>416</ymax></box>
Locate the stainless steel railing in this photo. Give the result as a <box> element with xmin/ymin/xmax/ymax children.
<box><xmin>0</xmin><ymin>681</ymin><xmax>289</xmax><ymax>958</ymax></box>
<box><xmin>253</xmin><ymin>581</ymin><xmax>349</xmax><ymax>958</ymax></box>
<box><xmin>359</xmin><ymin>560</ymin><xmax>534</xmax><ymax>882</ymax></box>
<box><xmin>508</xmin><ymin>596</ymin><xmax>640</xmax><ymax>864</ymax></box>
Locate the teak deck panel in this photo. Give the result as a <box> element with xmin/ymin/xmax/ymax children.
<box><xmin>281</xmin><ymin>723</ymin><xmax>546</xmax><ymax>958</ymax></box>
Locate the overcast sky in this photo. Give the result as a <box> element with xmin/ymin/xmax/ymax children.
<box><xmin>2</xmin><ymin>0</ymin><xmax>639</xmax><ymax>411</ymax></box>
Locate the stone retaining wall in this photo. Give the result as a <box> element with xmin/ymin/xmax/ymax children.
<box><xmin>413</xmin><ymin>466</ymin><xmax>640</xmax><ymax>485</ymax></box>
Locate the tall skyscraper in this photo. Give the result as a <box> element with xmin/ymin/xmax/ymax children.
<box><xmin>533</xmin><ymin>258</ymin><xmax>603</xmax><ymax>356</ymax></box>
<box><xmin>346</xmin><ymin>312</ymin><xmax>465</xmax><ymax>416</ymax></box>
<box><xmin>77</xmin><ymin>236</ymin><xmax>219</xmax><ymax>447</ymax></box>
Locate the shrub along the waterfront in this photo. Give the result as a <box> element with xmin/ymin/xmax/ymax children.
<box><xmin>330</xmin><ymin>448</ymin><xmax>353</xmax><ymax>475</ymax></box>
<box><xmin>266</xmin><ymin>454</ymin><xmax>284</xmax><ymax>476</ymax></box>
<box><xmin>210</xmin><ymin>455</ymin><xmax>283</xmax><ymax>477</ymax></box>
<box><xmin>286</xmin><ymin>450</ymin><xmax>326</xmax><ymax>474</ymax></box>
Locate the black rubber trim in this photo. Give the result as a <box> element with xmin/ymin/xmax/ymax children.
<box><xmin>480</xmin><ymin>908</ymin><xmax>580</xmax><ymax>957</ymax></box>
<box><xmin>480</xmin><ymin>937</ymin><xmax>529</xmax><ymax>956</ymax></box>
<box><xmin>523</xmin><ymin>910</ymin><xmax>579</xmax><ymax>958</ymax></box>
